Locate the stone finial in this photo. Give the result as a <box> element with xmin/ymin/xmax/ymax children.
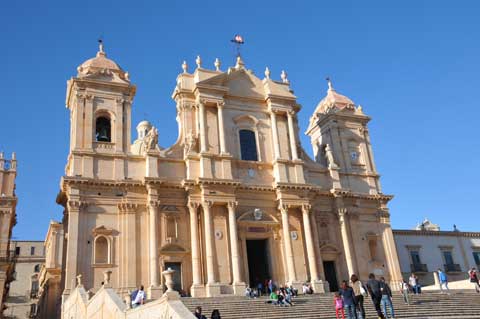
<box><xmin>0</xmin><ymin>152</ymin><xmax>4</xmax><ymax>159</ymax></box>
<box><xmin>182</xmin><ymin>60</ymin><xmax>188</xmax><ymax>73</ymax></box>
<box><xmin>235</xmin><ymin>55</ymin><xmax>245</xmax><ymax>69</ymax></box>
<box><xmin>281</xmin><ymin>70</ymin><xmax>289</xmax><ymax>83</ymax></box>
<box><xmin>76</xmin><ymin>274</ymin><xmax>83</xmax><ymax>287</ymax></box>
<box><xmin>97</xmin><ymin>39</ymin><xmax>106</xmax><ymax>57</ymax></box>
<box><xmin>11</xmin><ymin>152</ymin><xmax>16</xmax><ymax>160</ymax></box>
<box><xmin>195</xmin><ymin>55</ymin><xmax>202</xmax><ymax>68</ymax></box>
<box><xmin>125</xmin><ymin>72</ymin><xmax>130</xmax><ymax>81</ymax></box>
<box><xmin>214</xmin><ymin>58</ymin><xmax>221</xmax><ymax>71</ymax></box>
<box><xmin>265</xmin><ymin>67</ymin><xmax>271</xmax><ymax>79</ymax></box>
<box><xmin>103</xmin><ymin>270</ymin><xmax>112</xmax><ymax>287</ymax></box>
<box><xmin>326</xmin><ymin>77</ymin><xmax>333</xmax><ymax>91</ymax></box>
<box><xmin>357</xmin><ymin>105</ymin><xmax>363</xmax><ymax>113</ymax></box>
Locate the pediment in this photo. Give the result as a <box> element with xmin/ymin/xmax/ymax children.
<box><xmin>198</xmin><ymin>68</ymin><xmax>265</xmax><ymax>99</ymax></box>
<box><xmin>91</xmin><ymin>225</ymin><xmax>115</xmax><ymax>236</ymax></box>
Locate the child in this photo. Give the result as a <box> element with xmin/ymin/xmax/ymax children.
<box><xmin>334</xmin><ymin>292</ymin><xmax>345</xmax><ymax>319</ymax></box>
<box><xmin>400</xmin><ymin>280</ymin><xmax>410</xmax><ymax>305</ymax></box>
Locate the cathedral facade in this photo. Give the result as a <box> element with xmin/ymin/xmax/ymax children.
<box><xmin>58</xmin><ymin>44</ymin><xmax>402</xmax><ymax>299</ymax></box>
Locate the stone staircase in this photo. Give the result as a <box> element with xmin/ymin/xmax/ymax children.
<box><xmin>182</xmin><ymin>291</ymin><xmax>480</xmax><ymax>318</ymax></box>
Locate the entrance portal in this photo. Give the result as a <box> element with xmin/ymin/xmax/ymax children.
<box><xmin>164</xmin><ymin>262</ymin><xmax>182</xmax><ymax>292</ymax></box>
<box><xmin>246</xmin><ymin>239</ymin><xmax>270</xmax><ymax>288</ymax></box>
<box><xmin>323</xmin><ymin>261</ymin><xmax>338</xmax><ymax>291</ymax></box>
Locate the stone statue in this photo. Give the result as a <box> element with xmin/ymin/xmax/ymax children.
<box><xmin>184</xmin><ymin>132</ymin><xmax>197</xmax><ymax>155</ymax></box>
<box><xmin>325</xmin><ymin>144</ymin><xmax>338</xmax><ymax>169</ymax></box>
<box><xmin>144</xmin><ymin>127</ymin><xmax>159</xmax><ymax>151</ymax></box>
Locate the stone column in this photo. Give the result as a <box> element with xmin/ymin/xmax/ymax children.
<box><xmin>203</xmin><ymin>201</ymin><xmax>221</xmax><ymax>296</ymax></box>
<box><xmin>227</xmin><ymin>201</ymin><xmax>245</xmax><ymax>295</ymax></box>
<box><xmin>287</xmin><ymin>110</ymin><xmax>298</xmax><ymax>160</ymax></box>
<box><xmin>217</xmin><ymin>102</ymin><xmax>227</xmax><ymax>154</ymax></box>
<box><xmin>63</xmin><ymin>200</ymin><xmax>82</xmax><ymax>297</ymax></box>
<box><xmin>302</xmin><ymin>205</ymin><xmax>327</xmax><ymax>293</ymax></box>
<box><xmin>338</xmin><ymin>208</ymin><xmax>358</xmax><ymax>277</ymax></box>
<box><xmin>148</xmin><ymin>198</ymin><xmax>161</xmax><ymax>298</ymax></box>
<box><xmin>270</xmin><ymin>111</ymin><xmax>281</xmax><ymax>160</ymax></box>
<box><xmin>188</xmin><ymin>201</ymin><xmax>202</xmax><ymax>296</ymax></box>
<box><xmin>379</xmin><ymin>209</ymin><xmax>403</xmax><ymax>290</ymax></box>
<box><xmin>301</xmin><ymin>205</ymin><xmax>319</xmax><ymax>280</ymax></box>
<box><xmin>198</xmin><ymin>102</ymin><xmax>207</xmax><ymax>153</ymax></box>
<box><xmin>280</xmin><ymin>205</ymin><xmax>297</xmax><ymax>283</ymax></box>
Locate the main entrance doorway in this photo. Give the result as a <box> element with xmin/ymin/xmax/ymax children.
<box><xmin>323</xmin><ymin>261</ymin><xmax>339</xmax><ymax>292</ymax></box>
<box><xmin>164</xmin><ymin>262</ymin><xmax>182</xmax><ymax>292</ymax></box>
<box><xmin>246</xmin><ymin>239</ymin><xmax>270</xmax><ymax>288</ymax></box>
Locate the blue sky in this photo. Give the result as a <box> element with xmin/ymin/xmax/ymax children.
<box><xmin>1</xmin><ymin>1</ymin><xmax>479</xmax><ymax>240</ymax></box>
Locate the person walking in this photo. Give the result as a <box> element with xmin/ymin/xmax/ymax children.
<box><xmin>339</xmin><ymin>280</ymin><xmax>357</xmax><ymax>319</ymax></box>
<box><xmin>408</xmin><ymin>273</ymin><xmax>420</xmax><ymax>294</ymax></box>
<box><xmin>400</xmin><ymin>280</ymin><xmax>410</xmax><ymax>305</ymax></box>
<box><xmin>211</xmin><ymin>309</ymin><xmax>221</xmax><ymax>319</ymax></box>
<box><xmin>469</xmin><ymin>267</ymin><xmax>480</xmax><ymax>293</ymax></box>
<box><xmin>437</xmin><ymin>269</ymin><xmax>450</xmax><ymax>293</ymax></box>
<box><xmin>334</xmin><ymin>292</ymin><xmax>345</xmax><ymax>319</ymax></box>
<box><xmin>379</xmin><ymin>277</ymin><xmax>395</xmax><ymax>319</ymax></box>
<box><xmin>194</xmin><ymin>306</ymin><xmax>207</xmax><ymax>319</ymax></box>
<box><xmin>351</xmin><ymin>274</ymin><xmax>366</xmax><ymax>319</ymax></box>
<box><xmin>366</xmin><ymin>273</ymin><xmax>386</xmax><ymax>319</ymax></box>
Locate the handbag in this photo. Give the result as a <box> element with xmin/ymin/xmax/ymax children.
<box><xmin>359</xmin><ymin>281</ymin><xmax>368</xmax><ymax>297</ymax></box>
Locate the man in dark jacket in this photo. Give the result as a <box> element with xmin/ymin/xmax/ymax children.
<box><xmin>380</xmin><ymin>277</ymin><xmax>395</xmax><ymax>318</ymax></box>
<box><xmin>366</xmin><ymin>273</ymin><xmax>385</xmax><ymax>319</ymax></box>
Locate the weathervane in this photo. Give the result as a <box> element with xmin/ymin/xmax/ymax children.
<box><xmin>231</xmin><ymin>34</ymin><xmax>245</xmax><ymax>57</ymax></box>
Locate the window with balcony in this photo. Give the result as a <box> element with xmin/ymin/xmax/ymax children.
<box><xmin>441</xmin><ymin>249</ymin><xmax>461</xmax><ymax>272</ymax></box>
<box><xmin>409</xmin><ymin>249</ymin><xmax>428</xmax><ymax>272</ymax></box>
<box><xmin>473</xmin><ymin>251</ymin><xmax>480</xmax><ymax>267</ymax></box>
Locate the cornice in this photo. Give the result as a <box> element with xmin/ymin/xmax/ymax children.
<box><xmin>62</xmin><ymin>176</ymin><xmax>143</xmax><ymax>188</ymax></box>
<box><xmin>393</xmin><ymin>229</ymin><xmax>480</xmax><ymax>238</ymax></box>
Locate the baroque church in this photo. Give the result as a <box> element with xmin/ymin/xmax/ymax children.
<box><xmin>57</xmin><ymin>42</ymin><xmax>402</xmax><ymax>300</ymax></box>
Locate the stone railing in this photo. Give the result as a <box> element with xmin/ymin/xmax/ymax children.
<box><xmin>62</xmin><ymin>269</ymin><xmax>195</xmax><ymax>319</ymax></box>
<box><xmin>444</xmin><ymin>263</ymin><xmax>462</xmax><ymax>273</ymax></box>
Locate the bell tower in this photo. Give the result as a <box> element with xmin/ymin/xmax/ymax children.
<box><xmin>65</xmin><ymin>41</ymin><xmax>136</xmax><ymax>178</ymax></box>
<box><xmin>306</xmin><ymin>80</ymin><xmax>381</xmax><ymax>194</ymax></box>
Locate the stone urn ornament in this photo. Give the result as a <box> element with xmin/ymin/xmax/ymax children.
<box><xmin>162</xmin><ymin>267</ymin><xmax>175</xmax><ymax>292</ymax></box>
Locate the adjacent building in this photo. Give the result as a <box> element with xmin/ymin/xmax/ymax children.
<box><xmin>0</xmin><ymin>152</ymin><xmax>17</xmax><ymax>316</ymax></box>
<box><xmin>57</xmin><ymin>43</ymin><xmax>402</xmax><ymax>303</ymax></box>
<box><xmin>35</xmin><ymin>221</ymin><xmax>63</xmax><ymax>319</ymax></box>
<box><xmin>4</xmin><ymin>241</ymin><xmax>44</xmax><ymax>318</ymax></box>
<box><xmin>394</xmin><ymin>219</ymin><xmax>480</xmax><ymax>286</ymax></box>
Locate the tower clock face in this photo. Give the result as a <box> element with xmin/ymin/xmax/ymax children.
<box><xmin>351</xmin><ymin>151</ymin><xmax>358</xmax><ymax>161</ymax></box>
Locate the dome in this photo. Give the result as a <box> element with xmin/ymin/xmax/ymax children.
<box><xmin>313</xmin><ymin>80</ymin><xmax>355</xmax><ymax>114</ymax></box>
<box><xmin>76</xmin><ymin>41</ymin><xmax>129</xmax><ymax>82</ymax></box>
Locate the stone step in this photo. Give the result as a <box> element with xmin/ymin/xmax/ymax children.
<box><xmin>182</xmin><ymin>291</ymin><xmax>480</xmax><ymax>319</ymax></box>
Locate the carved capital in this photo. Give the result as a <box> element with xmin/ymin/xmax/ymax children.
<box><xmin>85</xmin><ymin>94</ymin><xmax>93</xmax><ymax>101</ymax></box>
<box><xmin>75</xmin><ymin>93</ymin><xmax>86</xmax><ymax>101</ymax></box>
<box><xmin>203</xmin><ymin>200</ymin><xmax>213</xmax><ymax>208</ymax></box>
<box><xmin>278</xmin><ymin>203</ymin><xmax>289</xmax><ymax>214</ymax></box>
<box><xmin>287</xmin><ymin>109</ymin><xmax>296</xmax><ymax>117</ymax></box>
<box><xmin>67</xmin><ymin>200</ymin><xmax>88</xmax><ymax>210</ymax></box>
<box><xmin>117</xmin><ymin>202</ymin><xmax>138</xmax><ymax>212</ymax></box>
<box><xmin>115</xmin><ymin>97</ymin><xmax>125</xmax><ymax>104</ymax></box>
<box><xmin>301</xmin><ymin>203</ymin><xmax>312</xmax><ymax>214</ymax></box>
<box><xmin>188</xmin><ymin>200</ymin><xmax>200</xmax><ymax>210</ymax></box>
<box><xmin>338</xmin><ymin>208</ymin><xmax>348</xmax><ymax>218</ymax></box>
<box><xmin>227</xmin><ymin>201</ymin><xmax>238</xmax><ymax>210</ymax></box>
<box><xmin>148</xmin><ymin>200</ymin><xmax>161</xmax><ymax>208</ymax></box>
<box><xmin>216</xmin><ymin>101</ymin><xmax>225</xmax><ymax>108</ymax></box>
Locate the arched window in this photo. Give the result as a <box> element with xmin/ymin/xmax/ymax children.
<box><xmin>94</xmin><ymin>236</ymin><xmax>109</xmax><ymax>264</ymax></box>
<box><xmin>95</xmin><ymin>117</ymin><xmax>111</xmax><ymax>142</ymax></box>
<box><xmin>33</xmin><ymin>264</ymin><xmax>40</xmax><ymax>273</ymax></box>
<box><xmin>239</xmin><ymin>129</ymin><xmax>258</xmax><ymax>161</ymax></box>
